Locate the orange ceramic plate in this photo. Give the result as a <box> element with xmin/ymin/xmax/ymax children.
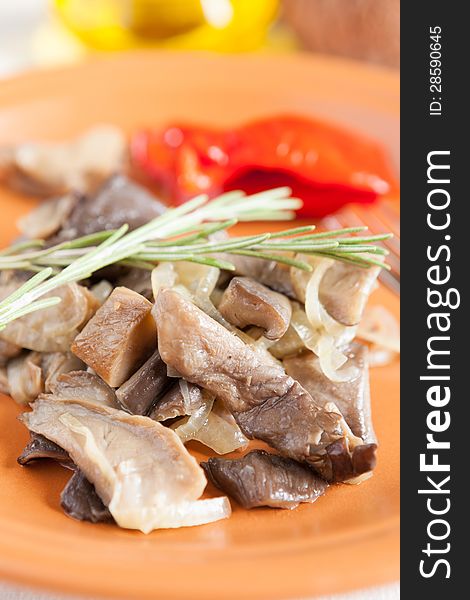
<box><xmin>0</xmin><ymin>52</ymin><xmax>399</xmax><ymax>599</ymax></box>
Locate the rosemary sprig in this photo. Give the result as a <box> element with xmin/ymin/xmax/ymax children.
<box><xmin>0</xmin><ymin>188</ymin><xmax>391</xmax><ymax>330</ymax></box>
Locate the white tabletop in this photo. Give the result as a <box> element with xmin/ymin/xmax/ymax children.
<box><xmin>0</xmin><ymin>581</ymin><xmax>399</xmax><ymax>600</ymax></box>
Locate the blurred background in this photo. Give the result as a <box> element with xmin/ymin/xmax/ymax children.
<box><xmin>0</xmin><ymin>0</ymin><xmax>399</xmax><ymax>79</ymax></box>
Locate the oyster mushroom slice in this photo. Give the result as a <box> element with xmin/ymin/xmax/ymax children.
<box><xmin>17</xmin><ymin>194</ymin><xmax>77</xmax><ymax>240</ymax></box>
<box><xmin>47</xmin><ymin>175</ymin><xmax>167</xmax><ymax>245</ymax></box>
<box><xmin>20</xmin><ymin>397</ymin><xmax>230</xmax><ymax>532</ymax></box>
<box><xmin>61</xmin><ymin>469</ymin><xmax>113</xmax><ymax>524</ymax></box>
<box><xmin>218</xmin><ymin>277</ymin><xmax>292</xmax><ymax>340</ymax></box>
<box><xmin>51</xmin><ymin>371</ymin><xmax>118</xmax><ymax>408</ymax></box>
<box><xmin>17</xmin><ymin>432</ymin><xmax>70</xmax><ymax>466</ymax></box>
<box><xmin>203</xmin><ymin>450</ymin><xmax>328</xmax><ymax>509</ymax></box>
<box><xmin>71</xmin><ymin>287</ymin><xmax>157</xmax><ymax>387</ymax></box>
<box><xmin>0</xmin><ymin>278</ymin><xmax>99</xmax><ymax>353</ymax></box>
<box><xmin>284</xmin><ymin>342</ymin><xmax>376</xmax><ymax>444</ymax></box>
<box><xmin>0</xmin><ymin>125</ymin><xmax>126</xmax><ymax>197</ymax></box>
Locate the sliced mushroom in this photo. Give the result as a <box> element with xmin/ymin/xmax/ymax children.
<box><xmin>17</xmin><ymin>194</ymin><xmax>77</xmax><ymax>239</ymax></box>
<box><xmin>0</xmin><ymin>125</ymin><xmax>126</xmax><ymax>197</ymax></box>
<box><xmin>226</xmin><ymin>254</ymin><xmax>295</xmax><ymax>297</ymax></box>
<box><xmin>319</xmin><ymin>262</ymin><xmax>381</xmax><ymax>326</ymax></box>
<box><xmin>47</xmin><ymin>175</ymin><xmax>167</xmax><ymax>245</ymax></box>
<box><xmin>148</xmin><ymin>380</ymin><xmax>203</xmax><ymax>421</ymax></box>
<box><xmin>0</xmin><ymin>338</ymin><xmax>21</xmax><ymax>366</ymax></box>
<box><xmin>61</xmin><ymin>469</ymin><xmax>114</xmax><ymax>524</ymax></box>
<box><xmin>17</xmin><ymin>432</ymin><xmax>70</xmax><ymax>465</ymax></box>
<box><xmin>284</xmin><ymin>343</ymin><xmax>376</xmax><ymax>444</ymax></box>
<box><xmin>218</xmin><ymin>277</ymin><xmax>292</xmax><ymax>340</ymax></box>
<box><xmin>71</xmin><ymin>287</ymin><xmax>157</xmax><ymax>387</ymax></box>
<box><xmin>116</xmin><ymin>349</ymin><xmax>169</xmax><ymax>415</ymax></box>
<box><xmin>0</xmin><ymin>278</ymin><xmax>99</xmax><ymax>352</ymax></box>
<box><xmin>51</xmin><ymin>371</ymin><xmax>118</xmax><ymax>408</ymax></box>
<box><xmin>7</xmin><ymin>352</ymin><xmax>44</xmax><ymax>404</ymax></box>
<box><xmin>41</xmin><ymin>352</ymin><xmax>85</xmax><ymax>392</ymax></box>
<box><xmin>155</xmin><ymin>289</ymin><xmax>376</xmax><ymax>483</ymax></box>
<box><xmin>203</xmin><ymin>450</ymin><xmax>328</xmax><ymax>509</ymax></box>
<box><xmin>20</xmin><ymin>397</ymin><xmax>231</xmax><ymax>532</ymax></box>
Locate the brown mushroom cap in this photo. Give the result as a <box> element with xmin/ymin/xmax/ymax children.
<box><xmin>218</xmin><ymin>277</ymin><xmax>292</xmax><ymax>340</ymax></box>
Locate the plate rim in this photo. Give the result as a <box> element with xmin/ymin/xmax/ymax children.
<box><xmin>0</xmin><ymin>50</ymin><xmax>399</xmax><ymax>599</ymax></box>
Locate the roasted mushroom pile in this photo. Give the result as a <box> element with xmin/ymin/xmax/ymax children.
<box><xmin>0</xmin><ymin>168</ymin><xmax>394</xmax><ymax>534</ymax></box>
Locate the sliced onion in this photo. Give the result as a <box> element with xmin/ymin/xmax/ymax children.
<box><xmin>291</xmin><ymin>305</ymin><xmax>357</xmax><ymax>383</ymax></box>
<box><xmin>179</xmin><ymin>379</ymin><xmax>200</xmax><ymax>415</ymax></box>
<box><xmin>173</xmin><ymin>391</ymin><xmax>215</xmax><ymax>443</ymax></box>
<box><xmin>290</xmin><ymin>257</ymin><xmax>359</xmax><ymax>381</ymax></box>
<box><xmin>304</xmin><ymin>257</ymin><xmax>334</xmax><ymax>328</ymax></box>
<box><xmin>174</xmin><ymin>263</ymin><xmax>219</xmax><ymax>297</ymax></box>
<box><xmin>90</xmin><ymin>280</ymin><xmax>113</xmax><ymax>305</ymax></box>
<box><xmin>151</xmin><ymin>263</ymin><xmax>177</xmax><ymax>299</ymax></box>
<box><xmin>174</xmin><ymin>400</ymin><xmax>248</xmax><ymax>454</ymax></box>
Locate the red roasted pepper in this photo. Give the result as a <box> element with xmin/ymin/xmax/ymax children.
<box><xmin>131</xmin><ymin>115</ymin><xmax>396</xmax><ymax>218</ymax></box>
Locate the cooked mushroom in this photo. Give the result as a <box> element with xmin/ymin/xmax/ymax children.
<box><xmin>17</xmin><ymin>432</ymin><xmax>70</xmax><ymax>465</ymax></box>
<box><xmin>203</xmin><ymin>450</ymin><xmax>328</xmax><ymax>509</ymax></box>
<box><xmin>284</xmin><ymin>343</ymin><xmax>376</xmax><ymax>443</ymax></box>
<box><xmin>154</xmin><ymin>289</ymin><xmax>376</xmax><ymax>482</ymax></box>
<box><xmin>218</xmin><ymin>277</ymin><xmax>292</xmax><ymax>340</ymax></box>
<box><xmin>0</xmin><ymin>125</ymin><xmax>126</xmax><ymax>197</ymax></box>
<box><xmin>0</xmin><ymin>338</ymin><xmax>21</xmax><ymax>366</ymax></box>
<box><xmin>41</xmin><ymin>352</ymin><xmax>85</xmax><ymax>392</ymax></box>
<box><xmin>46</xmin><ymin>175</ymin><xmax>167</xmax><ymax>245</ymax></box>
<box><xmin>17</xmin><ymin>194</ymin><xmax>77</xmax><ymax>239</ymax></box>
<box><xmin>18</xmin><ymin>431</ymin><xmax>114</xmax><ymax>522</ymax></box>
<box><xmin>116</xmin><ymin>268</ymin><xmax>153</xmax><ymax>301</ymax></box>
<box><xmin>116</xmin><ymin>349</ymin><xmax>169</xmax><ymax>415</ymax></box>
<box><xmin>20</xmin><ymin>396</ymin><xmax>231</xmax><ymax>532</ymax></box>
<box><xmin>61</xmin><ymin>469</ymin><xmax>114</xmax><ymax>524</ymax></box>
<box><xmin>71</xmin><ymin>287</ymin><xmax>157</xmax><ymax>387</ymax></box>
<box><xmin>7</xmin><ymin>352</ymin><xmax>44</xmax><ymax>404</ymax></box>
<box><xmin>226</xmin><ymin>255</ymin><xmax>295</xmax><ymax>297</ymax></box>
<box><xmin>51</xmin><ymin>371</ymin><xmax>118</xmax><ymax>408</ymax></box>
<box><xmin>0</xmin><ymin>277</ymin><xmax>99</xmax><ymax>353</ymax></box>
<box><xmin>319</xmin><ymin>262</ymin><xmax>381</xmax><ymax>326</ymax></box>
<box><xmin>148</xmin><ymin>379</ymin><xmax>203</xmax><ymax>421</ymax></box>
